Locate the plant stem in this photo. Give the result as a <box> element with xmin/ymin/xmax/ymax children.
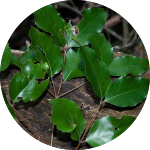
<box><xmin>47</xmin><ymin>89</ymin><xmax>55</xmax><ymax>97</ymax></box>
<box><xmin>7</xmin><ymin>100</ymin><xmax>45</xmax><ymax>143</ymax></box>
<box><xmin>58</xmin><ymin>83</ymin><xmax>86</xmax><ymax>98</ymax></box>
<box><xmin>75</xmin><ymin>99</ymin><xmax>103</xmax><ymax>150</ymax></box>
<box><xmin>57</xmin><ymin>49</ymin><xmax>66</xmax><ymax>96</ymax></box>
<box><xmin>51</xmin><ymin>78</ymin><xmax>57</xmax><ymax>96</ymax></box>
<box><xmin>51</xmin><ymin>125</ymin><xmax>54</xmax><ymax>146</ymax></box>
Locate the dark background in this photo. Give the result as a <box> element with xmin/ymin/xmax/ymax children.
<box><xmin>8</xmin><ymin>0</ymin><xmax>148</xmax><ymax>59</ymax></box>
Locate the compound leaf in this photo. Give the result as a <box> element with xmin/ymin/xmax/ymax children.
<box><xmin>80</xmin><ymin>46</ymin><xmax>111</xmax><ymax>99</ymax></box>
<box><xmin>65</xmin><ymin>21</ymin><xmax>80</xmax><ymax>47</ymax></box>
<box><xmin>9</xmin><ymin>60</ymin><xmax>49</xmax><ymax>103</ymax></box>
<box><xmin>77</xmin><ymin>7</ymin><xmax>107</xmax><ymax>46</ymax></box>
<box><xmin>2</xmin><ymin>88</ymin><xmax>16</xmax><ymax>119</ymax></box>
<box><xmin>34</xmin><ymin>5</ymin><xmax>66</xmax><ymax>47</ymax></box>
<box><xmin>63</xmin><ymin>48</ymin><xmax>85</xmax><ymax>81</ymax></box>
<box><xmin>105</xmin><ymin>76</ymin><xmax>149</xmax><ymax>107</ymax></box>
<box><xmin>29</xmin><ymin>27</ymin><xmax>63</xmax><ymax>77</ymax></box>
<box><xmin>89</xmin><ymin>33</ymin><xmax>113</xmax><ymax>66</ymax></box>
<box><xmin>109</xmin><ymin>55</ymin><xmax>149</xmax><ymax>76</ymax></box>
<box><xmin>86</xmin><ymin>116</ymin><xmax>135</xmax><ymax>147</ymax></box>
<box><xmin>0</xmin><ymin>43</ymin><xmax>11</xmax><ymax>71</ymax></box>
<box><xmin>50</xmin><ymin>98</ymin><xmax>85</xmax><ymax>141</ymax></box>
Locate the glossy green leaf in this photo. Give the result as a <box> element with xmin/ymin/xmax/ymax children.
<box><xmin>80</xmin><ymin>46</ymin><xmax>111</xmax><ymax>99</ymax></box>
<box><xmin>0</xmin><ymin>43</ymin><xmax>11</xmax><ymax>71</ymax></box>
<box><xmin>11</xmin><ymin>55</ymin><xmax>21</xmax><ymax>69</ymax></box>
<box><xmin>89</xmin><ymin>33</ymin><xmax>113</xmax><ymax>66</ymax></box>
<box><xmin>34</xmin><ymin>5</ymin><xmax>66</xmax><ymax>47</ymax></box>
<box><xmin>86</xmin><ymin>116</ymin><xmax>135</xmax><ymax>147</ymax></box>
<box><xmin>63</xmin><ymin>48</ymin><xmax>85</xmax><ymax>81</ymax></box>
<box><xmin>109</xmin><ymin>55</ymin><xmax>149</xmax><ymax>76</ymax></box>
<box><xmin>40</xmin><ymin>62</ymin><xmax>49</xmax><ymax>72</ymax></box>
<box><xmin>72</xmin><ymin>36</ymin><xmax>81</xmax><ymax>46</ymax></box>
<box><xmin>50</xmin><ymin>98</ymin><xmax>85</xmax><ymax>141</ymax></box>
<box><xmin>65</xmin><ymin>21</ymin><xmax>80</xmax><ymax>47</ymax></box>
<box><xmin>21</xmin><ymin>47</ymin><xmax>37</xmax><ymax>64</ymax></box>
<box><xmin>9</xmin><ymin>60</ymin><xmax>49</xmax><ymax>103</ymax></box>
<box><xmin>77</xmin><ymin>7</ymin><xmax>107</xmax><ymax>46</ymax></box>
<box><xmin>105</xmin><ymin>76</ymin><xmax>149</xmax><ymax>107</ymax></box>
<box><xmin>2</xmin><ymin>88</ymin><xmax>16</xmax><ymax>119</ymax></box>
<box><xmin>29</xmin><ymin>27</ymin><xmax>63</xmax><ymax>77</ymax></box>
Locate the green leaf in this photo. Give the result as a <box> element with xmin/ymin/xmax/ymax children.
<box><xmin>29</xmin><ymin>27</ymin><xmax>63</xmax><ymax>77</ymax></box>
<box><xmin>34</xmin><ymin>5</ymin><xmax>66</xmax><ymax>47</ymax></box>
<box><xmin>2</xmin><ymin>88</ymin><xmax>16</xmax><ymax>119</ymax></box>
<box><xmin>86</xmin><ymin>116</ymin><xmax>135</xmax><ymax>147</ymax></box>
<box><xmin>63</xmin><ymin>48</ymin><xmax>85</xmax><ymax>81</ymax></box>
<box><xmin>21</xmin><ymin>47</ymin><xmax>37</xmax><ymax>64</ymax></box>
<box><xmin>89</xmin><ymin>33</ymin><xmax>113</xmax><ymax>66</ymax></box>
<box><xmin>105</xmin><ymin>76</ymin><xmax>149</xmax><ymax>107</ymax></box>
<box><xmin>80</xmin><ymin>46</ymin><xmax>111</xmax><ymax>99</ymax></box>
<box><xmin>50</xmin><ymin>98</ymin><xmax>85</xmax><ymax>141</ymax></box>
<box><xmin>65</xmin><ymin>21</ymin><xmax>80</xmax><ymax>47</ymax></box>
<box><xmin>0</xmin><ymin>43</ymin><xmax>11</xmax><ymax>71</ymax></box>
<box><xmin>11</xmin><ymin>55</ymin><xmax>21</xmax><ymax>69</ymax></box>
<box><xmin>72</xmin><ymin>36</ymin><xmax>81</xmax><ymax>45</ymax></box>
<box><xmin>40</xmin><ymin>62</ymin><xmax>49</xmax><ymax>72</ymax></box>
<box><xmin>109</xmin><ymin>55</ymin><xmax>149</xmax><ymax>76</ymax></box>
<box><xmin>9</xmin><ymin>60</ymin><xmax>49</xmax><ymax>103</ymax></box>
<box><xmin>77</xmin><ymin>7</ymin><xmax>107</xmax><ymax>46</ymax></box>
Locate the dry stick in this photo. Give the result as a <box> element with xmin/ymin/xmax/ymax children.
<box><xmin>51</xmin><ymin>125</ymin><xmax>54</xmax><ymax>146</ymax></box>
<box><xmin>58</xmin><ymin>83</ymin><xmax>86</xmax><ymax>98</ymax></box>
<box><xmin>51</xmin><ymin>78</ymin><xmax>57</xmax><ymax>96</ymax></box>
<box><xmin>7</xmin><ymin>100</ymin><xmax>45</xmax><ymax>143</ymax></box>
<box><xmin>58</xmin><ymin>2</ymin><xmax>82</xmax><ymax>17</ymax></box>
<box><xmin>70</xmin><ymin>0</ymin><xmax>79</xmax><ymax>11</ymax></box>
<box><xmin>104</xmin><ymin>27</ymin><xmax>123</xmax><ymax>41</ymax></box>
<box><xmin>125</xmin><ymin>30</ymin><xmax>135</xmax><ymax>45</ymax></box>
<box><xmin>57</xmin><ymin>50</ymin><xmax>67</xmax><ymax>96</ymax></box>
<box><xmin>47</xmin><ymin>89</ymin><xmax>55</xmax><ymax>97</ymax></box>
<box><xmin>49</xmin><ymin>78</ymin><xmax>57</xmax><ymax>146</ymax></box>
<box><xmin>123</xmin><ymin>19</ymin><xmax>129</xmax><ymax>45</ymax></box>
<box><xmin>75</xmin><ymin>99</ymin><xmax>103</xmax><ymax>150</ymax></box>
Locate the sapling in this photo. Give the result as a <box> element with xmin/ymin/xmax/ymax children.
<box><xmin>0</xmin><ymin>4</ymin><xmax>149</xmax><ymax>149</ymax></box>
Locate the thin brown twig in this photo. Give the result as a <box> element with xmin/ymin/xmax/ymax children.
<box><xmin>47</xmin><ymin>89</ymin><xmax>55</xmax><ymax>97</ymax></box>
<box><xmin>58</xmin><ymin>2</ymin><xmax>82</xmax><ymax>17</ymax></box>
<box><xmin>51</xmin><ymin>78</ymin><xmax>57</xmax><ymax>96</ymax></box>
<box><xmin>104</xmin><ymin>27</ymin><xmax>123</xmax><ymax>41</ymax></box>
<box><xmin>51</xmin><ymin>125</ymin><xmax>54</xmax><ymax>146</ymax></box>
<box><xmin>105</xmin><ymin>15</ymin><xmax>122</xmax><ymax>28</ymax></box>
<box><xmin>58</xmin><ymin>83</ymin><xmax>86</xmax><ymax>98</ymax></box>
<box><xmin>70</xmin><ymin>0</ymin><xmax>79</xmax><ymax>11</ymax></box>
<box><xmin>75</xmin><ymin>99</ymin><xmax>103</xmax><ymax>150</ymax></box>
<box><xmin>125</xmin><ymin>30</ymin><xmax>135</xmax><ymax>45</ymax></box>
<box><xmin>123</xmin><ymin>19</ymin><xmax>129</xmax><ymax>45</ymax></box>
<box><xmin>113</xmin><ymin>32</ymin><xmax>138</xmax><ymax>52</ymax></box>
<box><xmin>11</xmin><ymin>49</ymin><xmax>24</xmax><ymax>54</ymax></box>
<box><xmin>7</xmin><ymin>100</ymin><xmax>45</xmax><ymax>143</ymax></box>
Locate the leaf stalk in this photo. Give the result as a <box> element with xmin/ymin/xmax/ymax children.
<box><xmin>75</xmin><ymin>99</ymin><xmax>103</xmax><ymax>150</ymax></box>
<box><xmin>58</xmin><ymin>83</ymin><xmax>86</xmax><ymax>98</ymax></box>
<box><xmin>57</xmin><ymin>49</ymin><xmax>67</xmax><ymax>95</ymax></box>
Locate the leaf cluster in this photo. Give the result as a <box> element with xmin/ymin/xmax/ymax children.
<box><xmin>0</xmin><ymin>4</ymin><xmax>149</xmax><ymax>148</ymax></box>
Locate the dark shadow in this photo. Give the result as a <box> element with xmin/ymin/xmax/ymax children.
<box><xmin>103</xmin><ymin>100</ymin><xmax>145</xmax><ymax>112</ymax></box>
<box><xmin>85</xmin><ymin>79</ymin><xmax>100</xmax><ymax>105</ymax></box>
<box><xmin>0</xmin><ymin>70</ymin><xmax>11</xmax><ymax>81</ymax></box>
<box><xmin>14</xmin><ymin>86</ymin><xmax>49</xmax><ymax>110</ymax></box>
